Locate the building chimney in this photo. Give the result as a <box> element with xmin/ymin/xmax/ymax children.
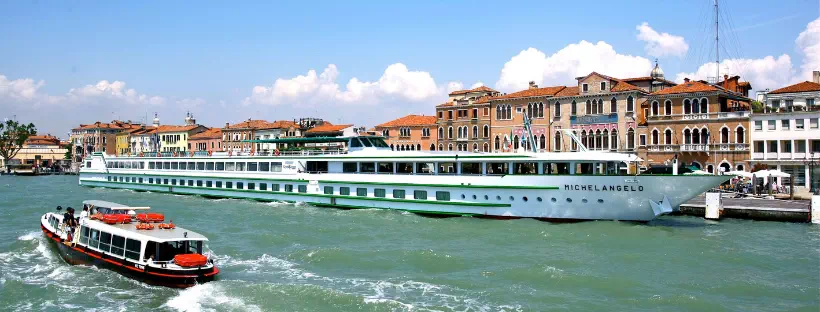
<box><xmin>684</xmin><ymin>77</ymin><xmax>690</xmax><ymax>83</ymax></box>
<box><xmin>528</xmin><ymin>81</ymin><xmax>537</xmax><ymax>89</ymax></box>
<box><xmin>723</xmin><ymin>74</ymin><xmax>729</xmax><ymax>89</ymax></box>
<box><xmin>225</xmin><ymin>122</ymin><xmax>230</xmax><ymax>128</ymax></box>
<box><xmin>814</xmin><ymin>71</ymin><xmax>820</xmax><ymax>83</ymax></box>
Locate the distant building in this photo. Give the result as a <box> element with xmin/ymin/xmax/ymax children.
<box><xmin>435</xmin><ymin>86</ymin><xmax>499</xmax><ymax>152</ymax></box>
<box><xmin>71</xmin><ymin>120</ymin><xmax>142</xmax><ymax>157</ymax></box>
<box><xmin>189</xmin><ymin>128</ymin><xmax>223</xmax><ymax>153</ymax></box>
<box><xmin>2</xmin><ymin>134</ymin><xmax>70</xmax><ymax>171</ymax></box>
<box><xmin>304</xmin><ymin>122</ymin><xmax>356</xmax><ymax>137</ymax></box>
<box><xmin>222</xmin><ymin>119</ymin><xmax>274</xmax><ymax>153</ymax></box>
<box><xmin>254</xmin><ymin>120</ymin><xmax>301</xmax><ymax>152</ymax></box>
<box><xmin>375</xmin><ymin>114</ymin><xmax>437</xmax><ymax>151</ymax></box>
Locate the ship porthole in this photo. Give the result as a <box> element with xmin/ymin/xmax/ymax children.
<box><xmin>522</xmin><ymin>196</ymin><xmax>528</xmax><ymax>202</ymax></box>
<box><xmin>496</xmin><ymin>195</ymin><xmax>501</xmax><ymax>200</ymax></box>
<box><xmin>551</xmin><ymin>198</ymin><xmax>557</xmax><ymax>202</ymax></box>
<box><xmin>597</xmin><ymin>199</ymin><xmax>604</xmax><ymax>203</ymax></box>
<box><xmin>484</xmin><ymin>195</ymin><xmax>489</xmax><ymax>200</ymax></box>
<box><xmin>566</xmin><ymin>198</ymin><xmax>572</xmax><ymax>203</ymax></box>
<box><xmin>472</xmin><ymin>195</ymin><xmax>477</xmax><ymax>200</ymax></box>
<box><xmin>461</xmin><ymin>194</ymin><xmax>466</xmax><ymax>199</ymax></box>
<box><xmin>537</xmin><ymin>197</ymin><xmax>542</xmax><ymax>202</ymax></box>
<box><xmin>582</xmin><ymin>198</ymin><xmax>588</xmax><ymax>203</ymax></box>
<box><xmin>509</xmin><ymin>196</ymin><xmax>514</xmax><ymax>201</ymax></box>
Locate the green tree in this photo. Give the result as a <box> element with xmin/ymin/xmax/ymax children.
<box><xmin>750</xmin><ymin>100</ymin><xmax>764</xmax><ymax>113</ymax></box>
<box><xmin>0</xmin><ymin>120</ymin><xmax>37</xmax><ymax>169</ymax></box>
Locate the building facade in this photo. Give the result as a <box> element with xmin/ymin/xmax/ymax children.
<box><xmin>2</xmin><ymin>135</ymin><xmax>70</xmax><ymax>171</ymax></box>
<box><xmin>254</xmin><ymin>120</ymin><xmax>301</xmax><ymax>153</ymax></box>
<box><xmin>488</xmin><ymin>83</ymin><xmax>564</xmax><ymax>153</ymax></box>
<box><xmin>435</xmin><ymin>86</ymin><xmax>499</xmax><ymax>152</ymax></box>
<box><xmin>157</xmin><ymin>125</ymin><xmax>207</xmax><ymax>153</ymax></box>
<box><xmin>375</xmin><ymin>114</ymin><xmax>437</xmax><ymax>151</ymax></box>
<box><xmin>189</xmin><ymin>128</ymin><xmax>223</xmax><ymax>153</ymax></box>
<box><xmin>222</xmin><ymin>120</ymin><xmax>270</xmax><ymax>153</ymax></box>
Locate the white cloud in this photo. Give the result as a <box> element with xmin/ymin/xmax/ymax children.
<box><xmin>0</xmin><ymin>75</ymin><xmax>45</xmax><ymax>101</ymax></box>
<box><xmin>67</xmin><ymin>80</ymin><xmax>165</xmax><ymax>105</ymax></box>
<box><xmin>446</xmin><ymin>81</ymin><xmax>464</xmax><ymax>94</ymax></box>
<box><xmin>244</xmin><ymin>63</ymin><xmax>440</xmax><ymax>106</ymax></box>
<box><xmin>636</xmin><ymin>22</ymin><xmax>689</xmax><ymax>58</ymax></box>
<box><xmin>495</xmin><ymin>41</ymin><xmax>653</xmax><ymax>91</ymax></box>
<box><xmin>470</xmin><ymin>82</ymin><xmax>485</xmax><ymax>89</ymax></box>
<box><xmin>796</xmin><ymin>17</ymin><xmax>820</xmax><ymax>80</ymax></box>
<box><xmin>0</xmin><ymin>75</ymin><xmax>166</xmax><ymax>106</ymax></box>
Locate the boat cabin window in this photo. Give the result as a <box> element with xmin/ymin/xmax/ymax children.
<box><xmin>416</xmin><ymin>163</ymin><xmax>434</xmax><ymax>174</ymax></box>
<box><xmin>543</xmin><ymin>162</ymin><xmax>570</xmax><ymax>175</ymax></box>
<box><xmin>226</xmin><ymin>162</ymin><xmax>236</xmax><ymax>171</ymax></box>
<box><xmin>125</xmin><ymin>238</ymin><xmax>141</xmax><ymax>261</ymax></box>
<box><xmin>514</xmin><ymin>162</ymin><xmax>538</xmax><ymax>175</ymax></box>
<box><xmin>576</xmin><ymin>163</ymin><xmax>595</xmax><ymax>175</ymax></box>
<box><xmin>306</xmin><ymin>161</ymin><xmax>329</xmax><ymax>173</ymax></box>
<box><xmin>149</xmin><ymin>162</ymin><xmax>155</xmax><ymax>169</ymax></box>
<box><xmin>237</xmin><ymin>162</ymin><xmax>246</xmax><ymax>171</ymax></box>
<box><xmin>487</xmin><ymin>162</ymin><xmax>509</xmax><ymax>175</ymax></box>
<box><xmin>359</xmin><ymin>138</ymin><xmax>374</xmax><ymax>147</ymax></box>
<box><xmin>360</xmin><ymin>162</ymin><xmax>376</xmax><ymax>173</ymax></box>
<box><xmin>258</xmin><ymin>162</ymin><xmax>269</xmax><ymax>171</ymax></box>
<box><xmin>111</xmin><ymin>235</ymin><xmax>125</xmax><ymax>257</ymax></box>
<box><xmin>271</xmin><ymin>162</ymin><xmax>283</xmax><ymax>172</ymax></box>
<box><xmin>248</xmin><ymin>162</ymin><xmax>258</xmax><ymax>171</ymax></box>
<box><xmin>145</xmin><ymin>240</ymin><xmax>202</xmax><ymax>263</ymax></box>
<box><xmin>343</xmin><ymin>162</ymin><xmax>358</xmax><ymax>173</ymax></box>
<box><xmin>438</xmin><ymin>162</ymin><xmax>455</xmax><ymax>174</ymax></box>
<box><xmin>171</xmin><ymin>162</ymin><xmax>179</xmax><ymax>170</ymax></box>
<box><xmin>350</xmin><ymin>138</ymin><xmax>363</xmax><ymax>148</ymax></box>
<box><xmin>377</xmin><ymin>162</ymin><xmax>393</xmax><ymax>173</ymax></box>
<box><xmin>80</xmin><ymin>226</ymin><xmax>90</xmax><ymax>245</ymax></box>
<box><xmin>216</xmin><ymin>162</ymin><xmax>225</xmax><ymax>170</ymax></box>
<box><xmin>461</xmin><ymin>162</ymin><xmax>482</xmax><ymax>175</ymax></box>
<box><xmin>99</xmin><ymin>231</ymin><xmax>112</xmax><ymax>253</ymax></box>
<box><xmin>197</xmin><ymin>162</ymin><xmax>205</xmax><ymax>170</ymax></box>
<box><xmin>397</xmin><ymin>162</ymin><xmax>413</xmax><ymax>174</ymax></box>
<box><xmin>89</xmin><ymin>229</ymin><xmax>100</xmax><ymax>249</ymax></box>
<box><xmin>180</xmin><ymin>162</ymin><xmax>187</xmax><ymax>170</ymax></box>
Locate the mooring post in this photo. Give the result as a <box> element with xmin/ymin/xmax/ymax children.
<box><xmin>789</xmin><ymin>176</ymin><xmax>794</xmax><ymax>200</ymax></box>
<box><xmin>705</xmin><ymin>192</ymin><xmax>721</xmax><ymax>220</ymax></box>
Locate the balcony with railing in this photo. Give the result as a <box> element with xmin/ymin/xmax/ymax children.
<box><xmin>646</xmin><ymin>143</ymin><xmax>749</xmax><ymax>153</ymax></box>
<box><xmin>647</xmin><ymin>110</ymin><xmax>750</xmax><ymax>122</ymax></box>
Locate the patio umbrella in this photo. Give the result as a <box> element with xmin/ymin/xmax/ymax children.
<box><xmin>725</xmin><ymin>170</ymin><xmax>753</xmax><ymax>178</ymax></box>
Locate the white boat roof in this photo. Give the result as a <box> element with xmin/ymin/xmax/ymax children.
<box><xmin>85</xmin><ymin>219</ymin><xmax>208</xmax><ymax>242</ymax></box>
<box><xmin>83</xmin><ymin>200</ymin><xmax>130</xmax><ymax>209</ymax></box>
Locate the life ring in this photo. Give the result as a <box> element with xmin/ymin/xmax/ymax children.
<box><xmin>250</xmin><ymin>151</ymin><xmax>254</xmax><ymax>156</ymax></box>
<box><xmin>274</xmin><ymin>149</ymin><xmax>280</xmax><ymax>156</ymax></box>
<box><xmin>139</xmin><ymin>152</ymin><xmax>144</xmax><ymax>157</ymax></box>
<box><xmin>208</xmin><ymin>150</ymin><xmax>213</xmax><ymax>156</ymax></box>
<box><xmin>173</xmin><ymin>151</ymin><xmax>178</xmax><ymax>157</ymax></box>
<box><xmin>136</xmin><ymin>223</ymin><xmax>155</xmax><ymax>230</ymax></box>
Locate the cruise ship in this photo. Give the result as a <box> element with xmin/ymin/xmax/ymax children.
<box><xmin>77</xmin><ymin>134</ymin><xmax>729</xmax><ymax>222</ymax></box>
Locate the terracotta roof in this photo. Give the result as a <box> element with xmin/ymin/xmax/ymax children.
<box><xmin>576</xmin><ymin>72</ymin><xmax>648</xmax><ymax>94</ymax></box>
<box><xmin>306</xmin><ymin>123</ymin><xmax>353</xmax><ymax>133</ymax></box>
<box><xmin>555</xmin><ymin>86</ymin><xmax>579</xmax><ymax>97</ymax></box>
<box><xmin>768</xmin><ymin>81</ymin><xmax>820</xmax><ymax>94</ymax></box>
<box><xmin>494</xmin><ymin>86</ymin><xmax>566</xmax><ymax>100</ymax></box>
<box><xmin>738</xmin><ymin>81</ymin><xmax>751</xmax><ymax>87</ymax></box>
<box><xmin>263</xmin><ymin>120</ymin><xmax>299</xmax><ymax>129</ymax></box>
<box><xmin>448</xmin><ymin>85</ymin><xmax>498</xmax><ymax>95</ymax></box>
<box><xmin>223</xmin><ymin>119</ymin><xmax>272</xmax><ymax>130</ymax></box>
<box><xmin>189</xmin><ymin>128</ymin><xmax>222</xmax><ymax>140</ymax></box>
<box><xmin>621</xmin><ymin>76</ymin><xmax>677</xmax><ymax>85</ymax></box>
<box><xmin>24</xmin><ymin>135</ymin><xmax>60</xmax><ymax>145</ymax></box>
<box><xmin>473</xmin><ymin>96</ymin><xmax>492</xmax><ymax>104</ymax></box>
<box><xmin>75</xmin><ymin>121</ymin><xmax>139</xmax><ymax>130</ymax></box>
<box><xmin>376</xmin><ymin>115</ymin><xmax>437</xmax><ymax>128</ymax></box>
<box><xmin>436</xmin><ymin>101</ymin><xmax>455</xmax><ymax>108</ymax></box>
<box><xmin>156</xmin><ymin>125</ymin><xmax>201</xmax><ymax>133</ymax></box>
<box><xmin>650</xmin><ymin>80</ymin><xmax>720</xmax><ymax>96</ymax></box>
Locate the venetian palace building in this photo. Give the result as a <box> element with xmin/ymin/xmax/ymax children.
<box><xmin>435</xmin><ymin>86</ymin><xmax>500</xmax><ymax>152</ymax></box>
<box><xmin>375</xmin><ymin>114</ymin><xmax>438</xmax><ymax>151</ymax></box>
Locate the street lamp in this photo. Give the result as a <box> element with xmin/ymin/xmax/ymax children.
<box><xmin>807</xmin><ymin>152</ymin><xmax>820</xmax><ymax>195</ymax></box>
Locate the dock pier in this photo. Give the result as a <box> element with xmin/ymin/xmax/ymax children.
<box><xmin>678</xmin><ymin>194</ymin><xmax>814</xmax><ymax>222</ymax></box>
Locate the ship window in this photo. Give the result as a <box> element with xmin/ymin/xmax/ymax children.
<box><xmin>206</xmin><ymin>162</ymin><xmax>215</xmax><ymax>170</ymax></box>
<box><xmin>537</xmin><ymin>197</ymin><xmax>542</xmax><ymax>202</ymax></box>
<box><xmin>360</xmin><ymin>138</ymin><xmax>373</xmax><ymax>147</ymax></box>
<box><xmin>438</xmin><ymin>162</ymin><xmax>455</xmax><ymax>174</ymax></box>
<box><xmin>99</xmin><ymin>231</ymin><xmax>112</xmax><ymax>253</ymax></box>
<box><xmin>163</xmin><ymin>179</ymin><xmax>169</xmax><ymax>185</ymax></box>
<box><xmin>582</xmin><ymin>198</ymin><xmax>588</xmax><ymax>203</ymax></box>
<box><xmin>396</xmin><ymin>162</ymin><xmax>413</xmax><ymax>174</ymax></box>
<box><xmin>125</xmin><ymin>238</ymin><xmax>141</xmax><ymax>261</ymax></box>
<box><xmin>216</xmin><ymin>162</ymin><xmax>225</xmax><ymax>171</ymax></box>
<box><xmin>509</xmin><ymin>196</ymin><xmax>514</xmax><ymax>201</ymax></box>
<box><xmin>248</xmin><ymin>162</ymin><xmax>258</xmax><ymax>171</ymax></box>
<box><xmin>566</xmin><ymin>198</ymin><xmax>572</xmax><ymax>203</ymax></box>
<box><xmin>187</xmin><ymin>180</ymin><xmax>193</xmax><ymax>186</ymax></box>
<box><xmin>484</xmin><ymin>195</ymin><xmax>489</xmax><ymax>200</ymax></box>
<box><xmin>148</xmin><ymin>178</ymin><xmax>153</xmax><ymax>184</ymax></box>
<box><xmin>138</xmin><ymin>178</ymin><xmax>143</xmax><ymax>183</ymax></box>
<box><xmin>360</xmin><ymin>162</ymin><xmax>376</xmax><ymax>173</ymax></box>
<box><xmin>163</xmin><ymin>162</ymin><xmax>170</xmax><ymax>170</ymax></box>
<box><xmin>179</xmin><ymin>162</ymin><xmax>187</xmax><ymax>170</ymax></box>
<box><xmin>514</xmin><ymin>162</ymin><xmax>538</xmax><ymax>175</ymax></box>
<box><xmin>416</xmin><ymin>162</ymin><xmax>434</xmax><ymax>174</ymax></box>
<box><xmin>374</xmin><ymin>188</ymin><xmax>386</xmax><ymax>198</ymax></box>
<box><xmin>343</xmin><ymin>162</ymin><xmax>358</xmax><ymax>173</ymax></box>
<box><xmin>298</xmin><ymin>185</ymin><xmax>307</xmax><ymax>193</ymax></box>
<box><xmin>377</xmin><ymin>162</ymin><xmax>393</xmax><ymax>174</ymax></box>
<box><xmin>237</xmin><ymin>182</ymin><xmax>244</xmax><ymax>189</ymax></box>
<box><xmin>461</xmin><ymin>162</ymin><xmax>482</xmax><ymax>175</ymax></box>
<box><xmin>598</xmin><ymin>199</ymin><xmax>604</xmax><ymax>203</ymax></box>
<box><xmin>340</xmin><ymin>187</ymin><xmax>350</xmax><ymax>195</ymax></box>
<box><xmin>435</xmin><ymin>191</ymin><xmax>450</xmax><ymax>201</ymax></box>
<box><xmin>89</xmin><ymin>229</ymin><xmax>100</xmax><ymax>249</ymax></box>
<box><xmin>171</xmin><ymin>162</ymin><xmax>179</xmax><ymax>170</ymax></box>
<box><xmin>551</xmin><ymin>198</ymin><xmax>557</xmax><ymax>202</ymax></box>
<box><xmin>271</xmin><ymin>162</ymin><xmax>283</xmax><ymax>172</ymax></box>
<box><xmin>393</xmin><ymin>189</ymin><xmax>405</xmax><ymax>199</ymax></box>
<box><xmin>119</xmin><ymin>177</ymin><xmax>123</xmax><ymax>182</ymax></box>
<box><xmin>271</xmin><ymin>183</ymin><xmax>279</xmax><ymax>191</ymax></box>
<box><xmin>194</xmin><ymin>162</ymin><xmax>202</xmax><ymax>170</ymax></box>
<box><xmin>149</xmin><ymin>162</ymin><xmax>155</xmax><ymax>169</ymax></box>
<box><xmin>356</xmin><ymin>187</ymin><xmax>367</xmax><ymax>196</ymax></box>
<box><xmin>247</xmin><ymin>182</ymin><xmax>253</xmax><ymax>189</ymax></box>
<box><xmin>226</xmin><ymin>162</ymin><xmax>235</xmax><ymax>171</ymax></box>
<box><xmin>172</xmin><ymin>179</ymin><xmax>177</xmax><ymax>185</ymax></box>
<box><xmin>226</xmin><ymin>181</ymin><xmax>233</xmax><ymax>188</ymax></box>
<box><xmin>206</xmin><ymin>181</ymin><xmax>213</xmax><ymax>187</ymax></box>
<box><xmin>523</xmin><ymin>196</ymin><xmax>528</xmax><ymax>202</ymax></box>
<box><xmin>240</xmin><ymin>162</ymin><xmax>249</xmax><ymax>171</ymax></box>
<box><xmin>487</xmin><ymin>162</ymin><xmax>509</xmax><ymax>175</ymax></box>
<box><xmin>496</xmin><ymin>195</ymin><xmax>501</xmax><ymax>200</ymax></box>
<box><xmin>350</xmin><ymin>138</ymin><xmax>363</xmax><ymax>148</ymax></box>
<box><xmin>216</xmin><ymin>181</ymin><xmax>222</xmax><ymax>188</ymax></box>
<box><xmin>80</xmin><ymin>226</ymin><xmax>90</xmax><ymax>245</ymax></box>
<box><xmin>324</xmin><ymin>186</ymin><xmax>334</xmax><ymax>194</ymax></box>
<box><xmin>259</xmin><ymin>162</ymin><xmax>269</xmax><ymax>171</ymax></box>
<box><xmin>414</xmin><ymin>190</ymin><xmax>427</xmax><ymax>200</ymax></box>
<box><xmin>285</xmin><ymin>184</ymin><xmax>293</xmax><ymax>192</ymax></box>
<box><xmin>259</xmin><ymin>183</ymin><xmax>266</xmax><ymax>191</ymax></box>
<box><xmin>125</xmin><ymin>177</ymin><xmax>130</xmax><ymax>183</ymax></box>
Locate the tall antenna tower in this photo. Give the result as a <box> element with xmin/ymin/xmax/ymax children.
<box><xmin>714</xmin><ymin>0</ymin><xmax>719</xmax><ymax>80</ymax></box>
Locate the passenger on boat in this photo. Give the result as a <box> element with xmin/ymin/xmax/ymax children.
<box><xmin>63</xmin><ymin>207</ymin><xmax>77</xmax><ymax>241</ymax></box>
<box><xmin>80</xmin><ymin>206</ymin><xmax>89</xmax><ymax>222</ymax></box>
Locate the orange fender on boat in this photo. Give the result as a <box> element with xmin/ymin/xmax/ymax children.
<box><xmin>174</xmin><ymin>254</ymin><xmax>208</xmax><ymax>267</ymax></box>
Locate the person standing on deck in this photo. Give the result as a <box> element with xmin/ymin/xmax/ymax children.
<box><xmin>63</xmin><ymin>207</ymin><xmax>77</xmax><ymax>242</ymax></box>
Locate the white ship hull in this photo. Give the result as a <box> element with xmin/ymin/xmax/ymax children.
<box><xmin>78</xmin><ymin>151</ymin><xmax>729</xmax><ymax>222</ymax></box>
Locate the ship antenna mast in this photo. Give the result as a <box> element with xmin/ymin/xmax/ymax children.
<box><xmin>715</xmin><ymin>0</ymin><xmax>719</xmax><ymax>79</ymax></box>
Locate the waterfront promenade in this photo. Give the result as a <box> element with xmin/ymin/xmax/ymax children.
<box><xmin>680</xmin><ymin>194</ymin><xmax>812</xmax><ymax>222</ymax></box>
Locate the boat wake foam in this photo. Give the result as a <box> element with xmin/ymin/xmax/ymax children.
<box><xmin>164</xmin><ymin>282</ymin><xmax>261</xmax><ymax>312</ymax></box>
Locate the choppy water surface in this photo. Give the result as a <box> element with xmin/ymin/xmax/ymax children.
<box><xmin>0</xmin><ymin>175</ymin><xmax>818</xmax><ymax>311</ymax></box>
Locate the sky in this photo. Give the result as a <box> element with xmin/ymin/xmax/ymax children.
<box><xmin>1</xmin><ymin>0</ymin><xmax>819</xmax><ymax>137</ymax></box>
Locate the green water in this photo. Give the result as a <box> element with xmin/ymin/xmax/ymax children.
<box><xmin>0</xmin><ymin>175</ymin><xmax>818</xmax><ymax>311</ymax></box>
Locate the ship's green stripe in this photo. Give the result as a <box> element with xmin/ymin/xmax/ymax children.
<box><xmin>97</xmin><ymin>155</ymin><xmax>531</xmax><ymax>160</ymax></box>
<box><xmin>80</xmin><ymin>180</ymin><xmax>512</xmax><ymax>208</ymax></box>
<box><xmin>83</xmin><ymin>172</ymin><xmax>558</xmax><ymax>190</ymax></box>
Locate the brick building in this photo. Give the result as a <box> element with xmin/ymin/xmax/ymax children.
<box><xmin>375</xmin><ymin>114</ymin><xmax>437</xmax><ymax>151</ymax></box>
<box><xmin>435</xmin><ymin>86</ymin><xmax>499</xmax><ymax>152</ymax></box>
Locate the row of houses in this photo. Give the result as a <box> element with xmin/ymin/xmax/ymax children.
<box><xmin>0</xmin><ymin>134</ymin><xmax>71</xmax><ymax>172</ymax></box>
<box><xmin>375</xmin><ymin>63</ymin><xmax>820</xmax><ymax>191</ymax></box>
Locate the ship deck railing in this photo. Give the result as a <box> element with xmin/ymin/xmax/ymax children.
<box><xmin>119</xmin><ymin>149</ymin><xmax>348</xmax><ymax>158</ymax></box>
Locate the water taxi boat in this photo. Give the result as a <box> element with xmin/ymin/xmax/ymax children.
<box><xmin>77</xmin><ymin>134</ymin><xmax>729</xmax><ymax>222</ymax></box>
<box><xmin>40</xmin><ymin>200</ymin><xmax>218</xmax><ymax>288</ymax></box>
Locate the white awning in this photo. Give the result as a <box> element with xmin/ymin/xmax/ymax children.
<box><xmin>725</xmin><ymin>170</ymin><xmax>753</xmax><ymax>178</ymax></box>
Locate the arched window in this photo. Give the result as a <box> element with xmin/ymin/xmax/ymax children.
<box><xmin>610</xmin><ymin>97</ymin><xmax>617</xmax><ymax>114</ymax></box>
<box><xmin>736</xmin><ymin>127</ymin><xmax>745</xmax><ymax>143</ymax></box>
<box><xmin>700</xmin><ymin>128</ymin><xmax>709</xmax><ymax>144</ymax></box>
<box><xmin>610</xmin><ymin>129</ymin><xmax>617</xmax><ymax>151</ymax></box>
<box><xmin>417</xmin><ymin>144</ymin><xmax>421</xmax><ymax>151</ymax></box>
<box><xmin>554</xmin><ymin>132</ymin><xmax>562</xmax><ymax>151</ymax></box>
<box><xmin>527</xmin><ymin>103</ymin><xmax>533</xmax><ymax>118</ymax></box>
<box><xmin>581</xmin><ymin>130</ymin><xmax>588</xmax><ymax>148</ymax></box>
<box><xmin>700</xmin><ymin>97</ymin><xmax>708</xmax><ymax>113</ymax></box>
<box><xmin>538</xmin><ymin>102</ymin><xmax>544</xmax><ymax>118</ymax></box>
<box><xmin>720</xmin><ymin>162</ymin><xmax>731</xmax><ymax>173</ymax></box>
<box><xmin>430</xmin><ymin>144</ymin><xmax>435</xmax><ymax>151</ymax></box>
<box><xmin>652</xmin><ymin>129</ymin><xmax>659</xmax><ymax>145</ymax></box>
<box><xmin>665</xmin><ymin>129</ymin><xmax>672</xmax><ymax>145</ymax></box>
<box><xmin>438</xmin><ymin>144</ymin><xmax>443</xmax><ymax>151</ymax></box>
<box><xmin>627</xmin><ymin>128</ymin><xmax>635</xmax><ymax>150</ymax></box>
<box><xmin>513</xmin><ymin>135</ymin><xmax>520</xmax><ymax>150</ymax></box>
<box><xmin>496</xmin><ymin>106</ymin><xmax>502</xmax><ymax>120</ymax></box>
<box><xmin>586</xmin><ymin>100</ymin><xmax>592</xmax><ymax>115</ymax></box>
<box><xmin>692</xmin><ymin>99</ymin><xmax>700</xmax><ymax>114</ymax></box>
<box><xmin>554</xmin><ymin>102</ymin><xmax>561</xmax><ymax>117</ymax></box>
<box><xmin>410</xmin><ymin>145</ymin><xmax>415</xmax><ymax>151</ymax></box>
<box><xmin>684</xmin><ymin>129</ymin><xmax>691</xmax><ymax>144</ymax></box>
<box><xmin>721</xmin><ymin>127</ymin><xmax>729</xmax><ymax>143</ymax></box>
<box><xmin>438</xmin><ymin>127</ymin><xmax>443</xmax><ymax>139</ymax></box>
<box><xmin>448</xmin><ymin>144</ymin><xmax>453</xmax><ymax>151</ymax></box>
<box><xmin>602</xmin><ymin>129</ymin><xmax>609</xmax><ymax>150</ymax></box>
<box><xmin>400</xmin><ymin>145</ymin><xmax>405</xmax><ymax>151</ymax></box>
<box><xmin>390</xmin><ymin>144</ymin><xmax>394</xmax><ymax>151</ymax></box>
<box><xmin>540</xmin><ymin>134</ymin><xmax>546</xmax><ymax>151</ymax></box>
<box><xmin>483</xmin><ymin>125</ymin><xmax>489</xmax><ymax>138</ymax></box>
<box><xmin>505</xmin><ymin>105</ymin><xmax>512</xmax><ymax>120</ymax></box>
<box><xmin>651</xmin><ymin>101</ymin><xmax>659</xmax><ymax>116</ymax></box>
<box><xmin>597</xmin><ymin>99</ymin><xmax>604</xmax><ymax>115</ymax></box>
<box><xmin>595</xmin><ymin>130</ymin><xmax>602</xmax><ymax>150</ymax></box>
<box><xmin>473</xmin><ymin>126</ymin><xmax>478</xmax><ymax>138</ymax></box>
<box><xmin>571</xmin><ymin>100</ymin><xmax>577</xmax><ymax>115</ymax></box>
<box><xmin>736</xmin><ymin>164</ymin><xmax>745</xmax><ymax>171</ymax></box>
<box><xmin>692</xmin><ymin>128</ymin><xmax>700</xmax><ymax>144</ymax></box>
<box><xmin>664</xmin><ymin>100</ymin><xmax>672</xmax><ymax>116</ymax></box>
<box><xmin>448</xmin><ymin>127</ymin><xmax>453</xmax><ymax>139</ymax></box>
<box><xmin>483</xmin><ymin>143</ymin><xmax>489</xmax><ymax>152</ymax></box>
<box><xmin>494</xmin><ymin>136</ymin><xmax>500</xmax><ymax>150</ymax></box>
<box><xmin>626</xmin><ymin>96</ymin><xmax>634</xmax><ymax>112</ymax></box>
<box><xmin>683</xmin><ymin>99</ymin><xmax>691</xmax><ymax>114</ymax></box>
